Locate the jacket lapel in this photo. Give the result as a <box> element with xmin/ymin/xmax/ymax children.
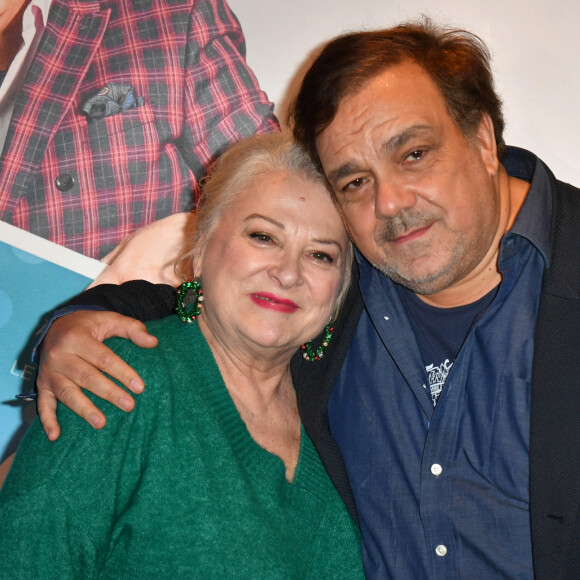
<box><xmin>292</xmin><ymin>262</ymin><xmax>363</xmax><ymax>523</ymax></box>
<box><xmin>530</xmin><ymin>172</ymin><xmax>580</xmax><ymax>579</ymax></box>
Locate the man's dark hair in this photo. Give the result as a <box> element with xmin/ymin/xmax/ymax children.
<box><xmin>289</xmin><ymin>19</ymin><xmax>506</xmax><ymax>167</ymax></box>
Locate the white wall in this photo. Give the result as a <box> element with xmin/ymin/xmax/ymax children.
<box><xmin>229</xmin><ymin>0</ymin><xmax>580</xmax><ymax>185</ymax></box>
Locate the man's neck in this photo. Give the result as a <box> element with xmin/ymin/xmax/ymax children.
<box><xmin>417</xmin><ymin>170</ymin><xmax>530</xmax><ymax>309</ymax></box>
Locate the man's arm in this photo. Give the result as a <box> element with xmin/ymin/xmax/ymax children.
<box><xmin>36</xmin><ymin>282</ymin><xmax>176</xmax><ymax>441</ymax></box>
<box><xmin>178</xmin><ymin>0</ymin><xmax>278</xmax><ymax>194</ymax></box>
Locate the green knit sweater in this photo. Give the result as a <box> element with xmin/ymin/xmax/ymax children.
<box><xmin>0</xmin><ymin>317</ymin><xmax>363</xmax><ymax>579</ymax></box>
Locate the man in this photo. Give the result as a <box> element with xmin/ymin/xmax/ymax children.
<box><xmin>287</xmin><ymin>22</ymin><xmax>580</xmax><ymax>579</ymax></box>
<box><xmin>0</xmin><ymin>0</ymin><xmax>277</xmax><ymax>258</ymax></box>
<box><xmin>27</xmin><ymin>20</ymin><xmax>580</xmax><ymax>579</ymax></box>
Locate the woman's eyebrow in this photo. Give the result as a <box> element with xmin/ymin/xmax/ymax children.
<box><xmin>243</xmin><ymin>214</ymin><xmax>285</xmax><ymax>229</ymax></box>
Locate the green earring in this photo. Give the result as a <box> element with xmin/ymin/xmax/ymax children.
<box><xmin>301</xmin><ymin>324</ymin><xmax>334</xmax><ymax>362</ymax></box>
<box><xmin>176</xmin><ymin>279</ymin><xmax>203</xmax><ymax>323</ymax></box>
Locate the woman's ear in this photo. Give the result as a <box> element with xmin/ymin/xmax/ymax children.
<box><xmin>191</xmin><ymin>234</ymin><xmax>208</xmax><ymax>279</ymax></box>
<box><xmin>191</xmin><ymin>249</ymin><xmax>203</xmax><ymax>279</ymax></box>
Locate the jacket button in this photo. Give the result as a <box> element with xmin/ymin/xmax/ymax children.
<box><xmin>55</xmin><ymin>173</ymin><xmax>75</xmax><ymax>191</ymax></box>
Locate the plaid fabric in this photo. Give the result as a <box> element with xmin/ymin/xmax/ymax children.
<box><xmin>0</xmin><ymin>0</ymin><xmax>278</xmax><ymax>258</ymax></box>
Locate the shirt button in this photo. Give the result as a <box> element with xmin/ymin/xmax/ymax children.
<box><xmin>435</xmin><ymin>544</ymin><xmax>448</xmax><ymax>557</ymax></box>
<box><xmin>431</xmin><ymin>463</ymin><xmax>443</xmax><ymax>476</ymax></box>
<box><xmin>55</xmin><ymin>173</ymin><xmax>75</xmax><ymax>192</ymax></box>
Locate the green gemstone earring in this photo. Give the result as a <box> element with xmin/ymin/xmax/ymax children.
<box><xmin>176</xmin><ymin>279</ymin><xmax>203</xmax><ymax>322</ymax></box>
<box><xmin>301</xmin><ymin>324</ymin><xmax>334</xmax><ymax>362</ymax></box>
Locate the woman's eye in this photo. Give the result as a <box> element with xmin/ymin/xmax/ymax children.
<box><xmin>250</xmin><ymin>232</ymin><xmax>273</xmax><ymax>243</ymax></box>
<box><xmin>311</xmin><ymin>251</ymin><xmax>334</xmax><ymax>263</ymax></box>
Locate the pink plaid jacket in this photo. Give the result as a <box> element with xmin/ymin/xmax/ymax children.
<box><xmin>0</xmin><ymin>0</ymin><xmax>277</xmax><ymax>258</ymax></box>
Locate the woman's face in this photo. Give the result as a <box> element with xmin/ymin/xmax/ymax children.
<box><xmin>194</xmin><ymin>171</ymin><xmax>349</xmax><ymax>360</ymax></box>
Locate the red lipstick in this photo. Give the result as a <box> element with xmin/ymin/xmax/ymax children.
<box><xmin>250</xmin><ymin>293</ymin><xmax>299</xmax><ymax>313</ymax></box>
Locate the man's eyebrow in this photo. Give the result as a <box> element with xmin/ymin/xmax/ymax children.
<box><xmin>382</xmin><ymin>125</ymin><xmax>432</xmax><ymax>154</ymax></box>
<box><xmin>327</xmin><ymin>163</ymin><xmax>362</xmax><ymax>184</ymax></box>
<box><xmin>326</xmin><ymin>124</ymin><xmax>433</xmax><ymax>184</ymax></box>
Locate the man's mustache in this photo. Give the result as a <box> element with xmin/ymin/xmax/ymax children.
<box><xmin>376</xmin><ymin>209</ymin><xmax>438</xmax><ymax>242</ymax></box>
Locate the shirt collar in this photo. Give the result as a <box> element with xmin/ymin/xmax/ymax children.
<box><xmin>29</xmin><ymin>0</ymin><xmax>53</xmax><ymax>26</ymax></box>
<box><xmin>502</xmin><ymin>146</ymin><xmax>552</xmax><ymax>266</ymax></box>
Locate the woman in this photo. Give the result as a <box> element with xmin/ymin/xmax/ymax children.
<box><xmin>0</xmin><ymin>133</ymin><xmax>363</xmax><ymax>578</ymax></box>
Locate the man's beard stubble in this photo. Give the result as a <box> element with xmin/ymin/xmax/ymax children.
<box><xmin>370</xmin><ymin>207</ymin><xmax>467</xmax><ymax>296</ymax></box>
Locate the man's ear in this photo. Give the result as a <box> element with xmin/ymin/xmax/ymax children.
<box><xmin>476</xmin><ymin>113</ymin><xmax>499</xmax><ymax>177</ymax></box>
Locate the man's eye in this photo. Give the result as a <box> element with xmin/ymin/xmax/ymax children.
<box><xmin>342</xmin><ymin>177</ymin><xmax>365</xmax><ymax>192</ymax></box>
<box><xmin>250</xmin><ymin>232</ymin><xmax>273</xmax><ymax>243</ymax></box>
<box><xmin>405</xmin><ymin>150</ymin><xmax>425</xmax><ymax>162</ymax></box>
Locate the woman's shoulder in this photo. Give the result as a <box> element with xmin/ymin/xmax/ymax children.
<box><xmin>105</xmin><ymin>315</ymin><xmax>207</xmax><ymax>384</ymax></box>
<box><xmin>105</xmin><ymin>316</ymin><xmax>220</xmax><ymax>408</ymax></box>
<box><xmin>106</xmin><ymin>314</ymin><xmax>206</xmax><ymax>357</ymax></box>
<box><xmin>105</xmin><ymin>315</ymin><xmax>183</xmax><ymax>361</ymax></box>
<box><xmin>2</xmin><ymin>318</ymin><xmax>196</xmax><ymax>500</ymax></box>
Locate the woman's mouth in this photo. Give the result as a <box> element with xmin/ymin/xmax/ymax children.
<box><xmin>250</xmin><ymin>293</ymin><xmax>299</xmax><ymax>313</ymax></box>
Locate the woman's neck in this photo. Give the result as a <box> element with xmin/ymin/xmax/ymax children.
<box><xmin>197</xmin><ymin>316</ymin><xmax>302</xmax><ymax>482</ymax></box>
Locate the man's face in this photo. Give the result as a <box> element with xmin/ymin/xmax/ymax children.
<box><xmin>316</xmin><ymin>60</ymin><xmax>502</xmax><ymax>297</ymax></box>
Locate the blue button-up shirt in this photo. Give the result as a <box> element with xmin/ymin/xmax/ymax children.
<box><xmin>328</xmin><ymin>148</ymin><xmax>552</xmax><ymax>579</ymax></box>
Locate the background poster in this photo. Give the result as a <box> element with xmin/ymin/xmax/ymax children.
<box><xmin>0</xmin><ymin>221</ymin><xmax>105</xmax><ymax>460</ymax></box>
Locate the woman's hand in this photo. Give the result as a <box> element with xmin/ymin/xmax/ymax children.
<box><xmin>36</xmin><ymin>311</ymin><xmax>158</xmax><ymax>441</ymax></box>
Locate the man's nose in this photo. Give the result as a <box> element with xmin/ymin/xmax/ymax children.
<box><xmin>374</xmin><ymin>181</ymin><xmax>417</xmax><ymax>218</ymax></box>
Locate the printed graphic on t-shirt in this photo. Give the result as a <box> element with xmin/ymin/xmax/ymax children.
<box><xmin>425</xmin><ymin>359</ymin><xmax>453</xmax><ymax>406</ymax></box>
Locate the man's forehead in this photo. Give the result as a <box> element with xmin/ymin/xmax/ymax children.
<box><xmin>316</xmin><ymin>63</ymin><xmax>447</xmax><ymax>165</ymax></box>
<box><xmin>337</xmin><ymin>60</ymin><xmax>435</xmax><ymax>103</ymax></box>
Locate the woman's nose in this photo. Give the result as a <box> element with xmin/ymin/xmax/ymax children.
<box><xmin>268</xmin><ymin>254</ymin><xmax>304</xmax><ymax>287</ymax></box>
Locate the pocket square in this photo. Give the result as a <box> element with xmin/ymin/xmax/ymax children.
<box><xmin>81</xmin><ymin>82</ymin><xmax>144</xmax><ymax>120</ymax></box>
